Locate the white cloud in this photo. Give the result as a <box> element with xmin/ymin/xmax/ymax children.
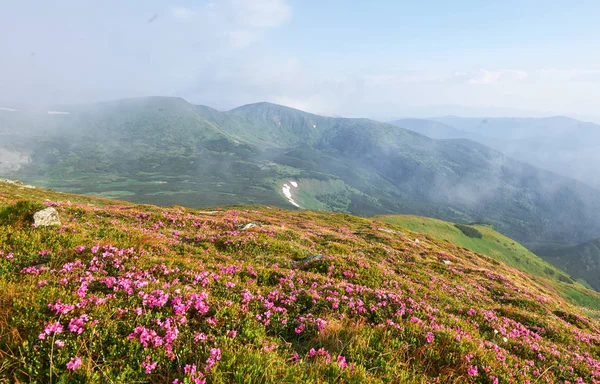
<box><xmin>468</xmin><ymin>69</ymin><xmax>528</xmax><ymax>85</ymax></box>
<box><xmin>468</xmin><ymin>70</ymin><xmax>501</xmax><ymax>85</ymax></box>
<box><xmin>168</xmin><ymin>1</ymin><xmax>291</xmax><ymax>49</ymax></box>
<box><xmin>170</xmin><ymin>6</ymin><xmax>195</xmax><ymax>21</ymax></box>
<box><xmin>538</xmin><ymin>68</ymin><xmax>600</xmax><ymax>83</ymax></box>
<box><xmin>228</xmin><ymin>0</ymin><xmax>292</xmax><ymax>28</ymax></box>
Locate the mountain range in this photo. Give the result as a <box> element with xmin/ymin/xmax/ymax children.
<box><xmin>391</xmin><ymin>115</ymin><xmax>600</xmax><ymax>290</ymax></box>
<box><xmin>392</xmin><ymin>116</ymin><xmax>600</xmax><ymax>190</ymax></box>
<box><xmin>2</xmin><ymin>97</ymin><xmax>600</xmax><ymax>249</ymax></box>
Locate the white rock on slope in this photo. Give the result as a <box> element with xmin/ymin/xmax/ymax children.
<box><xmin>33</xmin><ymin>208</ymin><xmax>61</xmax><ymax>227</ymax></box>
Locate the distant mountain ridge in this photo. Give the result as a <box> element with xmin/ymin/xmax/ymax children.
<box><xmin>2</xmin><ymin>96</ymin><xmax>600</xmax><ymax>245</ymax></box>
<box><xmin>392</xmin><ymin>116</ymin><xmax>600</xmax><ymax>189</ymax></box>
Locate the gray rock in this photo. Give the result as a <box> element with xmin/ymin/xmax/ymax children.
<box><xmin>237</xmin><ymin>223</ymin><xmax>259</xmax><ymax>230</ymax></box>
<box><xmin>33</xmin><ymin>207</ymin><xmax>61</xmax><ymax>227</ymax></box>
<box><xmin>379</xmin><ymin>228</ymin><xmax>405</xmax><ymax>236</ymax></box>
<box><xmin>292</xmin><ymin>254</ymin><xmax>324</xmax><ymax>267</ymax></box>
<box><xmin>442</xmin><ymin>260</ymin><xmax>452</xmax><ymax>265</ymax></box>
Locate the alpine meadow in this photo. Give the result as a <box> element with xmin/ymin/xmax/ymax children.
<box><xmin>3</xmin><ymin>1</ymin><xmax>600</xmax><ymax>383</ymax></box>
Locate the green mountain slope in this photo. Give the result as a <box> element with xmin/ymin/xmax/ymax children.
<box><xmin>2</xmin><ymin>97</ymin><xmax>600</xmax><ymax>246</ymax></box>
<box><xmin>375</xmin><ymin>214</ymin><xmax>600</xmax><ymax>309</ymax></box>
<box><xmin>538</xmin><ymin>238</ymin><xmax>600</xmax><ymax>292</ymax></box>
<box><xmin>2</xmin><ymin>181</ymin><xmax>600</xmax><ymax>383</ymax></box>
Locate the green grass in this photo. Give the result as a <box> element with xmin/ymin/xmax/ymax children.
<box><xmin>2</xmin><ymin>183</ymin><xmax>600</xmax><ymax>383</ymax></box>
<box><xmin>376</xmin><ymin>214</ymin><xmax>599</xmax><ymax>310</ymax></box>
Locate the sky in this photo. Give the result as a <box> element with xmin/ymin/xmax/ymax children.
<box><xmin>1</xmin><ymin>0</ymin><xmax>600</xmax><ymax>119</ymax></box>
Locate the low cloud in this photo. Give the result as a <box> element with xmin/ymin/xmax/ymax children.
<box><xmin>1</xmin><ymin>1</ymin><xmax>600</xmax><ymax>119</ymax></box>
<box><xmin>468</xmin><ymin>69</ymin><xmax>528</xmax><ymax>85</ymax></box>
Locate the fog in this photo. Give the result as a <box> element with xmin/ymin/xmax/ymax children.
<box><xmin>391</xmin><ymin>116</ymin><xmax>600</xmax><ymax>190</ymax></box>
<box><xmin>2</xmin><ymin>1</ymin><xmax>600</xmax><ymax>119</ymax></box>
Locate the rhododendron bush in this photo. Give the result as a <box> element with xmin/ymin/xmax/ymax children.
<box><xmin>0</xmin><ymin>182</ymin><xmax>600</xmax><ymax>383</ymax></box>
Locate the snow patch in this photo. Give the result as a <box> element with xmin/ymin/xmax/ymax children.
<box><xmin>48</xmin><ymin>111</ymin><xmax>70</xmax><ymax>115</ymax></box>
<box><xmin>0</xmin><ymin>107</ymin><xmax>17</xmax><ymax>112</ymax></box>
<box><xmin>282</xmin><ymin>181</ymin><xmax>300</xmax><ymax>208</ymax></box>
<box><xmin>312</xmin><ymin>124</ymin><xmax>316</xmax><ymax>128</ymax></box>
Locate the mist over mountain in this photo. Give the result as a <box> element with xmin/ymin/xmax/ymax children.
<box><xmin>393</xmin><ymin>116</ymin><xmax>600</xmax><ymax>189</ymax></box>
<box><xmin>2</xmin><ymin>96</ymin><xmax>600</xmax><ymax>247</ymax></box>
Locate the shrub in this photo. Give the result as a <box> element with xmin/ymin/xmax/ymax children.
<box><xmin>0</xmin><ymin>200</ymin><xmax>46</xmax><ymax>228</ymax></box>
<box><xmin>558</xmin><ymin>274</ymin><xmax>575</xmax><ymax>284</ymax></box>
<box><xmin>454</xmin><ymin>224</ymin><xmax>483</xmax><ymax>239</ymax></box>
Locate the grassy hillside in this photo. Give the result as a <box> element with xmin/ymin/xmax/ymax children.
<box><xmin>3</xmin><ymin>97</ymin><xmax>600</xmax><ymax>246</ymax></box>
<box><xmin>538</xmin><ymin>238</ymin><xmax>600</xmax><ymax>292</ymax></box>
<box><xmin>375</xmin><ymin>215</ymin><xmax>600</xmax><ymax>310</ymax></box>
<box><xmin>2</xmin><ymin>181</ymin><xmax>600</xmax><ymax>383</ymax></box>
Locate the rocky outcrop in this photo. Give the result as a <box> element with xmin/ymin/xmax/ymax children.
<box><xmin>33</xmin><ymin>208</ymin><xmax>61</xmax><ymax>227</ymax></box>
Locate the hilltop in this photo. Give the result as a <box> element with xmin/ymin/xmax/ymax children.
<box><xmin>2</xmin><ymin>97</ymin><xmax>600</xmax><ymax>246</ymax></box>
<box><xmin>1</xmin><ymin>182</ymin><xmax>600</xmax><ymax>383</ymax></box>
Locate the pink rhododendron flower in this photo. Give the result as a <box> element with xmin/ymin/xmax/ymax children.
<box><xmin>426</xmin><ymin>332</ymin><xmax>434</xmax><ymax>343</ymax></box>
<box><xmin>142</xmin><ymin>356</ymin><xmax>158</xmax><ymax>374</ymax></box>
<box><xmin>66</xmin><ymin>356</ymin><xmax>82</xmax><ymax>371</ymax></box>
<box><xmin>467</xmin><ymin>365</ymin><xmax>478</xmax><ymax>376</ymax></box>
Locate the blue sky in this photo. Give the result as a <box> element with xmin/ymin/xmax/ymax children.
<box><xmin>1</xmin><ymin>0</ymin><xmax>600</xmax><ymax>118</ymax></box>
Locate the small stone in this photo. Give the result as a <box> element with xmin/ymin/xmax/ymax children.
<box><xmin>379</xmin><ymin>228</ymin><xmax>403</xmax><ymax>235</ymax></box>
<box><xmin>442</xmin><ymin>260</ymin><xmax>452</xmax><ymax>265</ymax></box>
<box><xmin>291</xmin><ymin>254</ymin><xmax>324</xmax><ymax>268</ymax></box>
<box><xmin>237</xmin><ymin>223</ymin><xmax>259</xmax><ymax>230</ymax></box>
<box><xmin>33</xmin><ymin>207</ymin><xmax>61</xmax><ymax>227</ymax></box>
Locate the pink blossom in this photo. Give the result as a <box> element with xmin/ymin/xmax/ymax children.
<box><xmin>66</xmin><ymin>356</ymin><xmax>82</xmax><ymax>371</ymax></box>
<box><xmin>194</xmin><ymin>332</ymin><xmax>207</xmax><ymax>342</ymax></box>
<box><xmin>467</xmin><ymin>365</ymin><xmax>478</xmax><ymax>376</ymax></box>
<box><xmin>68</xmin><ymin>314</ymin><xmax>89</xmax><ymax>334</ymax></box>
<box><xmin>210</xmin><ymin>348</ymin><xmax>221</xmax><ymax>361</ymax></box>
<box><xmin>142</xmin><ymin>356</ymin><xmax>158</xmax><ymax>374</ymax></box>
<box><xmin>426</xmin><ymin>332</ymin><xmax>434</xmax><ymax>343</ymax></box>
<box><xmin>38</xmin><ymin>322</ymin><xmax>63</xmax><ymax>340</ymax></box>
<box><xmin>337</xmin><ymin>355</ymin><xmax>348</xmax><ymax>369</ymax></box>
